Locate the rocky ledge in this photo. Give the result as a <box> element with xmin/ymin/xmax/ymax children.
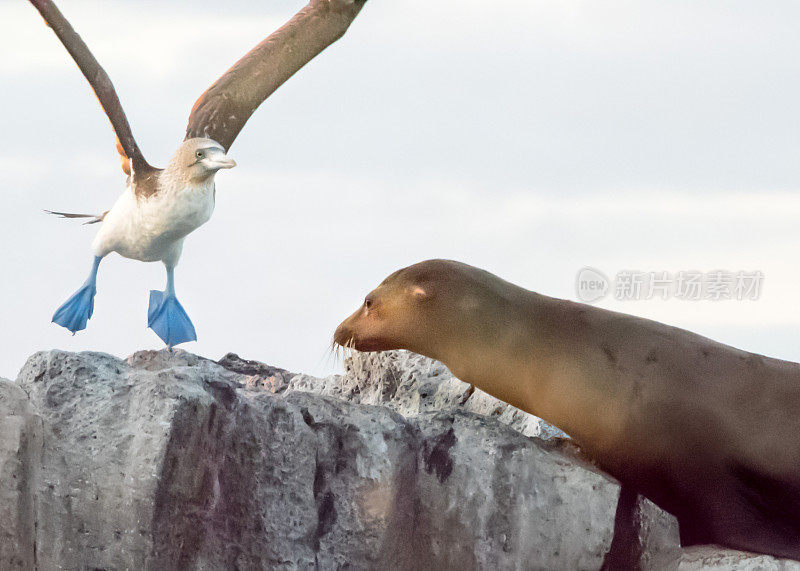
<box><xmin>0</xmin><ymin>349</ymin><xmax>797</xmax><ymax>570</ymax></box>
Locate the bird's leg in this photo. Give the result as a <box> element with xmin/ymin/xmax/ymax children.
<box><xmin>52</xmin><ymin>256</ymin><xmax>103</xmax><ymax>334</ymax></box>
<box><xmin>147</xmin><ymin>265</ymin><xmax>197</xmax><ymax>348</ymax></box>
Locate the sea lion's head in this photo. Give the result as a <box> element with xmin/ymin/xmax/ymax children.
<box><xmin>334</xmin><ymin>259</ymin><xmax>500</xmax><ymax>359</ymax></box>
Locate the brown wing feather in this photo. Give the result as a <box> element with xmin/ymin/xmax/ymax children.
<box><xmin>185</xmin><ymin>0</ymin><xmax>367</xmax><ymax>151</ymax></box>
<box><xmin>29</xmin><ymin>0</ymin><xmax>152</xmax><ymax>178</ymax></box>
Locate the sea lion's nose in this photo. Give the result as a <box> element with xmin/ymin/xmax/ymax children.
<box><xmin>333</xmin><ymin>321</ymin><xmax>349</xmax><ymax>346</ymax></box>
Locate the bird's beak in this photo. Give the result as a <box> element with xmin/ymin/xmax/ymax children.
<box><xmin>203</xmin><ymin>154</ymin><xmax>237</xmax><ymax>170</ymax></box>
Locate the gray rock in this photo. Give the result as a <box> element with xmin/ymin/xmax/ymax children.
<box><xmin>650</xmin><ymin>545</ymin><xmax>800</xmax><ymax>570</ymax></box>
<box><xmin>19</xmin><ymin>350</ymin><xmax>239</xmax><ymax>570</ymax></box>
<box><xmin>639</xmin><ymin>495</ymin><xmax>683</xmax><ymax>569</ymax></box>
<box><xmin>411</xmin><ymin>412</ymin><xmax>619</xmax><ymax>569</ymax></box>
<box><xmin>0</xmin><ymin>348</ymin><xmax>793</xmax><ymax>570</ymax></box>
<box><xmin>285</xmin><ymin>350</ymin><xmax>568</xmax><ymax>439</ymax></box>
<box><xmin>2</xmin><ymin>349</ymin><xmax>629</xmax><ymax>569</ymax></box>
<box><xmin>277</xmin><ymin>350</ymin><xmax>685</xmax><ymax>567</ymax></box>
<box><xmin>0</xmin><ymin>379</ymin><xmax>42</xmax><ymax>571</ymax></box>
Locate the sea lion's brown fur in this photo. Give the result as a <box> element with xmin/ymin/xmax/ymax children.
<box><xmin>334</xmin><ymin>259</ymin><xmax>800</xmax><ymax>560</ymax></box>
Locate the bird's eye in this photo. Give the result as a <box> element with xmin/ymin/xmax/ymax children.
<box><xmin>195</xmin><ymin>151</ymin><xmax>204</xmax><ymax>158</ymax></box>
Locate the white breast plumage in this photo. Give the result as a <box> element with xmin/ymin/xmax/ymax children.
<box><xmin>91</xmin><ymin>176</ymin><xmax>216</xmax><ymax>264</ymax></box>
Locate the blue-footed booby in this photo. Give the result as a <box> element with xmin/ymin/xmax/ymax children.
<box><xmin>30</xmin><ymin>0</ymin><xmax>367</xmax><ymax>346</ymax></box>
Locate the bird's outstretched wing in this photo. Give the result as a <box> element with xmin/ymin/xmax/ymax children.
<box><xmin>29</xmin><ymin>0</ymin><xmax>153</xmax><ymax>179</ymax></box>
<box><xmin>185</xmin><ymin>0</ymin><xmax>367</xmax><ymax>151</ymax></box>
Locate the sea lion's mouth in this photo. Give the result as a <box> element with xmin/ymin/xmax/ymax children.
<box><xmin>333</xmin><ymin>332</ymin><xmax>372</xmax><ymax>352</ymax></box>
<box><xmin>333</xmin><ymin>323</ymin><xmax>384</xmax><ymax>353</ymax></box>
<box><xmin>346</xmin><ymin>337</ymin><xmax>383</xmax><ymax>352</ymax></box>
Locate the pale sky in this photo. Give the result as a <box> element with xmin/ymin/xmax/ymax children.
<box><xmin>2</xmin><ymin>0</ymin><xmax>800</xmax><ymax>379</ymax></box>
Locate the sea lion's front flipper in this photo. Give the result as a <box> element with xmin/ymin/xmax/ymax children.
<box><xmin>600</xmin><ymin>485</ymin><xmax>644</xmax><ymax>571</ymax></box>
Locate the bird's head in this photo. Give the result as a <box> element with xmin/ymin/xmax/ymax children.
<box><xmin>170</xmin><ymin>138</ymin><xmax>236</xmax><ymax>183</ymax></box>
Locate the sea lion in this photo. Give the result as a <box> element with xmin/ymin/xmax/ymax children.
<box><xmin>334</xmin><ymin>259</ymin><xmax>800</xmax><ymax>560</ymax></box>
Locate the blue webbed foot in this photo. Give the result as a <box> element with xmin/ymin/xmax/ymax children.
<box><xmin>52</xmin><ymin>256</ymin><xmax>101</xmax><ymax>334</ymax></box>
<box><xmin>148</xmin><ymin>290</ymin><xmax>197</xmax><ymax>347</ymax></box>
<box><xmin>53</xmin><ymin>283</ymin><xmax>97</xmax><ymax>333</ymax></box>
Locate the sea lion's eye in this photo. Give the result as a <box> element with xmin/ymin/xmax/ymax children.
<box><xmin>195</xmin><ymin>150</ymin><xmax>204</xmax><ymax>159</ymax></box>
